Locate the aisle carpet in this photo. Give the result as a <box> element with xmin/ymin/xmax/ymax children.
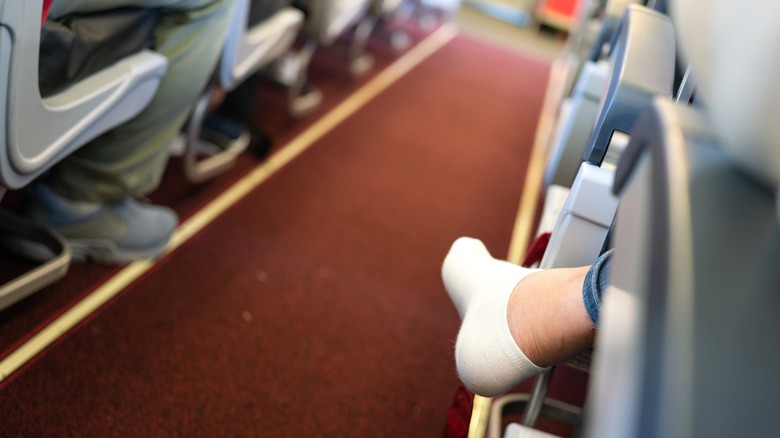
<box><xmin>0</xmin><ymin>32</ymin><xmax>580</xmax><ymax>436</ymax></box>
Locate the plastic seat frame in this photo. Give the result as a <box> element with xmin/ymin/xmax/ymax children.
<box><xmin>0</xmin><ymin>0</ymin><xmax>167</xmax><ymax>309</ymax></box>
<box><xmin>181</xmin><ymin>0</ymin><xmax>304</xmax><ymax>183</ymax></box>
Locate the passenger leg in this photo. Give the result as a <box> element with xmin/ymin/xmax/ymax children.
<box><xmin>46</xmin><ymin>0</ymin><xmax>234</xmax><ymax>201</ymax></box>
<box><xmin>26</xmin><ymin>0</ymin><xmax>234</xmax><ymax>263</ymax></box>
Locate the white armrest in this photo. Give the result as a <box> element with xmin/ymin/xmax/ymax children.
<box><xmin>540</xmin><ymin>162</ymin><xmax>619</xmax><ymax>269</ymax></box>
<box><xmin>219</xmin><ymin>4</ymin><xmax>304</xmax><ymax>91</ymax></box>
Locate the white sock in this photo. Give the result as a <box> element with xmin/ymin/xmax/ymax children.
<box><xmin>442</xmin><ymin>237</ymin><xmax>546</xmax><ymax>397</ymax></box>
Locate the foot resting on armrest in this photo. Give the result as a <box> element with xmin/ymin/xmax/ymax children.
<box><xmin>442</xmin><ymin>237</ymin><xmax>595</xmax><ymax>397</ymax></box>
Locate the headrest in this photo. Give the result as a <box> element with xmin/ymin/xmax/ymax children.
<box><xmin>672</xmin><ymin>0</ymin><xmax>780</xmax><ymax>188</ymax></box>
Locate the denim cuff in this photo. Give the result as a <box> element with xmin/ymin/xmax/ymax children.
<box><xmin>582</xmin><ymin>249</ymin><xmax>614</xmax><ymax>327</ymax></box>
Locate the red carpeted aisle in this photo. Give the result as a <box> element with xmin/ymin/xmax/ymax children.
<box><xmin>0</xmin><ymin>33</ymin><xmax>573</xmax><ymax>436</ymax></box>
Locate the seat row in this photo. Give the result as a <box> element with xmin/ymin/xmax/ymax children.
<box><xmin>0</xmin><ymin>0</ymin><xmax>411</xmax><ymax>310</ymax></box>
<box><xmin>491</xmin><ymin>0</ymin><xmax>780</xmax><ymax>436</ymax></box>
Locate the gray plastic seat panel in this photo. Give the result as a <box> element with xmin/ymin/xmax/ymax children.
<box><xmin>583</xmin><ymin>5</ymin><xmax>675</xmax><ymax>166</ymax></box>
<box><xmin>0</xmin><ymin>0</ymin><xmax>166</xmax><ymax>309</ymax></box>
<box><xmin>544</xmin><ymin>60</ymin><xmax>609</xmax><ymax>188</ymax></box>
<box><xmin>0</xmin><ymin>1</ymin><xmax>168</xmax><ymax>189</ymax></box>
<box><xmin>586</xmin><ymin>98</ymin><xmax>780</xmax><ymax>437</ymax></box>
<box><xmin>540</xmin><ymin>162</ymin><xmax>619</xmax><ymax>269</ymax></box>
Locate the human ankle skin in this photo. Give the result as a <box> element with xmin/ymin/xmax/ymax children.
<box><xmin>506</xmin><ymin>267</ymin><xmax>596</xmax><ymax>367</ymax></box>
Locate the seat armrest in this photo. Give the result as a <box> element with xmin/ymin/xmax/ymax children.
<box><xmin>219</xmin><ymin>4</ymin><xmax>304</xmax><ymax>91</ymax></box>
<box><xmin>540</xmin><ymin>163</ymin><xmax>619</xmax><ymax>269</ymax></box>
<box><xmin>0</xmin><ymin>1</ymin><xmax>168</xmax><ymax>189</ymax></box>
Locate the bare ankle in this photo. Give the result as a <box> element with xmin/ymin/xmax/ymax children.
<box><xmin>507</xmin><ymin>267</ymin><xmax>595</xmax><ymax>367</ymax></box>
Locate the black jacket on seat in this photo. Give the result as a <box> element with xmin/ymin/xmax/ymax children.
<box><xmin>39</xmin><ymin>7</ymin><xmax>159</xmax><ymax>97</ymax></box>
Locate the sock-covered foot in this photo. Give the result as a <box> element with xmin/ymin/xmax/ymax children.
<box><xmin>442</xmin><ymin>237</ymin><xmax>546</xmax><ymax>397</ymax></box>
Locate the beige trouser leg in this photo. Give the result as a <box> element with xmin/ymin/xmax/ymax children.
<box><xmin>46</xmin><ymin>0</ymin><xmax>235</xmax><ymax>202</ymax></box>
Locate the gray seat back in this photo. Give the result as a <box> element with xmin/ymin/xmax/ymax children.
<box><xmin>586</xmin><ymin>96</ymin><xmax>780</xmax><ymax>438</ymax></box>
<box><xmin>582</xmin><ymin>5</ymin><xmax>675</xmax><ymax>166</ymax></box>
<box><xmin>587</xmin><ymin>1</ymin><xmax>780</xmax><ymax>434</ymax></box>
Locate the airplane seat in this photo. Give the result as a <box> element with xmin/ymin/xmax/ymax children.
<box><xmin>563</xmin><ymin>0</ymin><xmax>638</xmax><ymax>93</ymax></box>
<box><xmin>269</xmin><ymin>0</ymin><xmax>372</xmax><ymax>117</ymax></box>
<box><xmin>222</xmin><ymin>0</ymin><xmax>304</xmax><ymax>93</ymax></box>
<box><xmin>586</xmin><ymin>99</ymin><xmax>780</xmax><ymax>438</ymax></box>
<box><xmin>559</xmin><ymin>0</ymin><xmax>603</xmax><ymax>75</ymax></box>
<box><xmin>488</xmin><ymin>5</ymin><xmax>677</xmax><ymax>436</ymax></box>
<box><xmin>0</xmin><ymin>1</ymin><xmax>167</xmax><ymax>310</ymax></box>
<box><xmin>180</xmin><ymin>0</ymin><xmax>304</xmax><ymax>183</ymax></box>
<box><xmin>542</xmin><ymin>3</ymin><xmax>675</xmax><ymax>274</ymax></box>
<box><xmin>543</xmin><ymin>0</ymin><xmax>644</xmax><ymax>190</ymax></box>
<box><xmin>542</xmin><ymin>59</ymin><xmax>610</xmax><ymax>189</ymax></box>
<box><xmin>673</xmin><ymin>1</ymin><xmax>780</xmax><ymax>194</ymax></box>
<box><xmin>585</xmin><ymin>0</ymin><xmax>780</xmax><ymax>435</ymax></box>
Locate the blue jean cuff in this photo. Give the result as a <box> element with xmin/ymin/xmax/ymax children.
<box><xmin>582</xmin><ymin>249</ymin><xmax>614</xmax><ymax>327</ymax></box>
